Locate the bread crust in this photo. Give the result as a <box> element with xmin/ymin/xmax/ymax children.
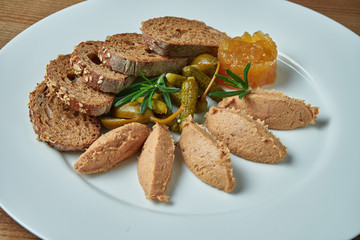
<box><xmin>141</xmin><ymin>16</ymin><xmax>228</xmax><ymax>57</ymax></box>
<box><xmin>46</xmin><ymin>54</ymin><xmax>114</xmax><ymax>116</ymax></box>
<box><xmin>28</xmin><ymin>81</ymin><xmax>101</xmax><ymax>151</ymax></box>
<box><xmin>98</xmin><ymin>33</ymin><xmax>188</xmax><ymax>76</ymax></box>
<box><xmin>70</xmin><ymin>41</ymin><xmax>136</xmax><ymax>94</ymax></box>
<box><xmin>142</xmin><ymin>31</ymin><xmax>219</xmax><ymax>58</ymax></box>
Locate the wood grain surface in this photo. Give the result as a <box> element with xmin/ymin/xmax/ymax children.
<box><xmin>0</xmin><ymin>0</ymin><xmax>359</xmax><ymax>239</ymax></box>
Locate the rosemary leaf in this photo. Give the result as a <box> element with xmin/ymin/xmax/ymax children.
<box><xmin>162</xmin><ymin>91</ymin><xmax>172</xmax><ymax>111</ymax></box>
<box><xmin>158</xmin><ymin>85</ymin><xmax>181</xmax><ymax>93</ymax></box>
<box><xmin>226</xmin><ymin>69</ymin><xmax>246</xmax><ymax>88</ymax></box>
<box><xmin>116</xmin><ymin>77</ymin><xmax>158</xmax><ymax>97</ymax></box>
<box><xmin>243</xmin><ymin>62</ymin><xmax>251</xmax><ymax>89</ymax></box>
<box><xmin>139</xmin><ymin>70</ymin><xmax>153</xmax><ymax>84</ymax></box>
<box><xmin>140</xmin><ymin>91</ymin><xmax>152</xmax><ymax>114</ymax></box>
<box><xmin>215</xmin><ymin>74</ymin><xmax>239</xmax><ymax>87</ymax></box>
<box><xmin>114</xmin><ymin>71</ymin><xmax>180</xmax><ymax>113</ymax></box>
<box><xmin>210</xmin><ymin>62</ymin><xmax>252</xmax><ymax>100</ymax></box>
<box><xmin>148</xmin><ymin>88</ymin><xmax>156</xmax><ymax>110</ymax></box>
<box><xmin>114</xmin><ymin>91</ymin><xmax>140</xmax><ymax>107</ymax></box>
<box><xmin>209</xmin><ymin>90</ymin><xmax>245</xmax><ymax>98</ymax></box>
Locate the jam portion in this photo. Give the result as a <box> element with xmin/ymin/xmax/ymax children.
<box><xmin>217</xmin><ymin>31</ymin><xmax>277</xmax><ymax>88</ymax></box>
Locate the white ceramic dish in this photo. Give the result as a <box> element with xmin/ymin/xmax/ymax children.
<box><xmin>0</xmin><ymin>0</ymin><xmax>359</xmax><ymax>239</ymax></box>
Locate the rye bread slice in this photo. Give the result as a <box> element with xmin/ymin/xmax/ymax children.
<box><xmin>28</xmin><ymin>81</ymin><xmax>101</xmax><ymax>151</ymax></box>
<box><xmin>98</xmin><ymin>33</ymin><xmax>188</xmax><ymax>76</ymax></box>
<box><xmin>70</xmin><ymin>41</ymin><xmax>136</xmax><ymax>93</ymax></box>
<box><xmin>46</xmin><ymin>54</ymin><xmax>114</xmax><ymax>116</ymax></box>
<box><xmin>141</xmin><ymin>16</ymin><xmax>228</xmax><ymax>57</ymax></box>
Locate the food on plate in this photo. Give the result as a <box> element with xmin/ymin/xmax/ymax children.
<box><xmin>46</xmin><ymin>54</ymin><xmax>114</xmax><ymax>116</ymax></box>
<box><xmin>182</xmin><ymin>65</ymin><xmax>224</xmax><ymax>102</ymax></box>
<box><xmin>167</xmin><ymin>82</ymin><xmax>182</xmax><ymax>107</ymax></box>
<box><xmin>190</xmin><ymin>53</ymin><xmax>218</xmax><ymax>77</ymax></box>
<box><xmin>74</xmin><ymin>122</ymin><xmax>151</xmax><ymax>174</ymax></box>
<box><xmin>141</xmin><ymin>16</ymin><xmax>228</xmax><ymax>58</ymax></box>
<box><xmin>98</xmin><ymin>33</ymin><xmax>188</xmax><ymax>77</ymax></box>
<box><xmin>178</xmin><ymin>116</ymin><xmax>236</xmax><ymax>192</ymax></box>
<box><xmin>27</xmin><ymin>15</ymin><xmax>320</xmax><ymax>200</ymax></box>
<box><xmin>205</xmin><ymin>107</ymin><xmax>287</xmax><ymax>164</ymax></box>
<box><xmin>28</xmin><ymin>81</ymin><xmax>101</xmax><ymax>151</ymax></box>
<box><xmin>135</xmin><ymin>95</ymin><xmax>168</xmax><ymax>115</ymax></box>
<box><xmin>70</xmin><ymin>40</ymin><xmax>136</xmax><ymax>94</ymax></box>
<box><xmin>108</xmin><ymin>72</ymin><xmax>186</xmax><ymax>129</ymax></box>
<box><xmin>101</xmin><ymin>102</ymin><xmax>185</xmax><ymax>130</ymax></box>
<box><xmin>137</xmin><ymin>123</ymin><xmax>175</xmax><ymax>202</ymax></box>
<box><xmin>113</xmin><ymin>72</ymin><xmax>180</xmax><ymax>114</ymax></box>
<box><xmin>217</xmin><ymin>31</ymin><xmax>277</xmax><ymax>88</ymax></box>
<box><xmin>217</xmin><ymin>88</ymin><xmax>319</xmax><ymax>130</ymax></box>
<box><xmin>209</xmin><ymin>62</ymin><xmax>252</xmax><ymax>100</ymax></box>
<box><xmin>155</xmin><ymin>110</ymin><xmax>181</xmax><ymax>133</ymax></box>
<box><xmin>179</xmin><ymin>76</ymin><xmax>199</xmax><ymax>129</ymax></box>
<box><xmin>165</xmin><ymin>73</ymin><xmax>187</xmax><ymax>87</ymax></box>
<box><xmin>166</xmin><ymin>80</ymin><xmax>208</xmax><ymax>115</ymax></box>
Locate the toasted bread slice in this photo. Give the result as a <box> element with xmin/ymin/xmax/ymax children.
<box><xmin>46</xmin><ymin>54</ymin><xmax>114</xmax><ymax>116</ymax></box>
<box><xmin>141</xmin><ymin>16</ymin><xmax>228</xmax><ymax>57</ymax></box>
<box><xmin>178</xmin><ymin>116</ymin><xmax>235</xmax><ymax>192</ymax></box>
<box><xmin>137</xmin><ymin>123</ymin><xmax>175</xmax><ymax>202</ymax></box>
<box><xmin>28</xmin><ymin>81</ymin><xmax>101</xmax><ymax>151</ymax></box>
<box><xmin>74</xmin><ymin>122</ymin><xmax>151</xmax><ymax>174</ymax></box>
<box><xmin>98</xmin><ymin>33</ymin><xmax>188</xmax><ymax>76</ymax></box>
<box><xmin>70</xmin><ymin>41</ymin><xmax>136</xmax><ymax>93</ymax></box>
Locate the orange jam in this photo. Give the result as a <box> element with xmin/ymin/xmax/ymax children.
<box><xmin>217</xmin><ymin>31</ymin><xmax>277</xmax><ymax>89</ymax></box>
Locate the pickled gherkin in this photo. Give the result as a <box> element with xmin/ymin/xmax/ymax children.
<box><xmin>135</xmin><ymin>97</ymin><xmax>168</xmax><ymax>115</ymax></box>
<box><xmin>165</xmin><ymin>73</ymin><xmax>186</xmax><ymax>88</ymax></box>
<box><xmin>165</xmin><ymin>82</ymin><xmax>182</xmax><ymax>107</ymax></box>
<box><xmin>195</xmin><ymin>100</ymin><xmax>208</xmax><ymax>113</ymax></box>
<box><xmin>150</xmin><ymin>93</ymin><xmax>163</xmax><ymax>101</ymax></box>
<box><xmin>182</xmin><ymin>66</ymin><xmax>224</xmax><ymax>102</ymax></box>
<box><xmin>179</xmin><ymin>77</ymin><xmax>199</xmax><ymax>130</ymax></box>
<box><xmin>103</xmin><ymin>102</ymin><xmax>184</xmax><ymax>130</ymax></box>
<box><xmin>190</xmin><ymin>53</ymin><xmax>218</xmax><ymax>77</ymax></box>
<box><xmin>156</xmin><ymin>110</ymin><xmax>181</xmax><ymax>133</ymax></box>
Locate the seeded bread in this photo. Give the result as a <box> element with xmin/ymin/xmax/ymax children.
<box><xmin>141</xmin><ymin>16</ymin><xmax>228</xmax><ymax>57</ymax></box>
<box><xmin>28</xmin><ymin>81</ymin><xmax>101</xmax><ymax>151</ymax></box>
<box><xmin>98</xmin><ymin>33</ymin><xmax>188</xmax><ymax>76</ymax></box>
<box><xmin>46</xmin><ymin>54</ymin><xmax>114</xmax><ymax>116</ymax></box>
<box><xmin>70</xmin><ymin>41</ymin><xmax>136</xmax><ymax>93</ymax></box>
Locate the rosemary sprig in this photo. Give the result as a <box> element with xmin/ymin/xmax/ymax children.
<box><xmin>116</xmin><ymin>77</ymin><xmax>158</xmax><ymax>97</ymax></box>
<box><xmin>209</xmin><ymin>62</ymin><xmax>252</xmax><ymax>99</ymax></box>
<box><xmin>114</xmin><ymin>70</ymin><xmax>181</xmax><ymax>114</ymax></box>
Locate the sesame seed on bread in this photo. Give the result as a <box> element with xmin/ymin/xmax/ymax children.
<box><xmin>28</xmin><ymin>81</ymin><xmax>101</xmax><ymax>151</ymax></box>
<box><xmin>70</xmin><ymin>41</ymin><xmax>136</xmax><ymax>94</ymax></box>
<box><xmin>46</xmin><ymin>54</ymin><xmax>114</xmax><ymax>116</ymax></box>
<box><xmin>141</xmin><ymin>16</ymin><xmax>229</xmax><ymax>57</ymax></box>
<box><xmin>98</xmin><ymin>33</ymin><xmax>188</xmax><ymax>76</ymax></box>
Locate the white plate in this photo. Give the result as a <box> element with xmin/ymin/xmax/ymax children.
<box><xmin>0</xmin><ymin>0</ymin><xmax>359</xmax><ymax>239</ymax></box>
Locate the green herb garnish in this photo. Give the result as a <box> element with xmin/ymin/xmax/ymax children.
<box><xmin>209</xmin><ymin>62</ymin><xmax>252</xmax><ymax>99</ymax></box>
<box><xmin>114</xmin><ymin>70</ymin><xmax>181</xmax><ymax>114</ymax></box>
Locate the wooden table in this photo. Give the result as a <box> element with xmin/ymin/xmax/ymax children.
<box><xmin>0</xmin><ymin>0</ymin><xmax>359</xmax><ymax>239</ymax></box>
